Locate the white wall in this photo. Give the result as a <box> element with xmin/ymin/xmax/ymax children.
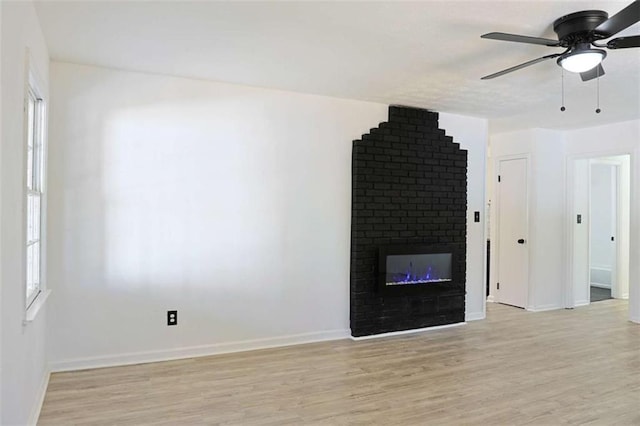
<box><xmin>0</xmin><ymin>2</ymin><xmax>4</xmax><ymax>420</ymax></box>
<box><xmin>439</xmin><ymin>113</ymin><xmax>488</xmax><ymax>321</ymax></box>
<box><xmin>47</xmin><ymin>63</ymin><xmax>488</xmax><ymax>370</ymax></box>
<box><xmin>572</xmin><ymin>159</ymin><xmax>590</xmax><ymax>305</ymax></box>
<box><xmin>529</xmin><ymin>129</ymin><xmax>566</xmax><ymax>310</ymax></box>
<box><xmin>0</xmin><ymin>1</ymin><xmax>50</xmax><ymax>424</ymax></box>
<box><xmin>47</xmin><ymin>62</ymin><xmax>388</xmax><ymax>369</ymax></box>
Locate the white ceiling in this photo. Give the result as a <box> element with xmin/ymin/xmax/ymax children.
<box><xmin>34</xmin><ymin>0</ymin><xmax>640</xmax><ymax>133</ymax></box>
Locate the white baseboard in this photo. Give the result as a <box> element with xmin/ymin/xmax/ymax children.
<box><xmin>590</xmin><ymin>266</ymin><xmax>612</xmax><ymax>288</ymax></box>
<box><xmin>50</xmin><ymin>329</ymin><xmax>350</xmax><ymax>372</ymax></box>
<box><xmin>465</xmin><ymin>311</ymin><xmax>485</xmax><ymax>321</ymax></box>
<box><xmin>527</xmin><ymin>304</ymin><xmax>562</xmax><ymax>313</ymax></box>
<box><xmin>486</xmin><ymin>295</ymin><xmax>495</xmax><ymax>303</ymax></box>
<box><xmin>28</xmin><ymin>369</ymin><xmax>50</xmax><ymax>426</ymax></box>
<box><xmin>350</xmin><ymin>322</ymin><xmax>465</xmax><ymax>341</ymax></box>
<box><xmin>631</xmin><ymin>316</ymin><xmax>640</xmax><ymax>324</ymax></box>
<box><xmin>574</xmin><ymin>300</ymin><xmax>590</xmax><ymax>307</ymax></box>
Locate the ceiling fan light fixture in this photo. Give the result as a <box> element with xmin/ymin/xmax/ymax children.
<box><xmin>558</xmin><ymin>48</ymin><xmax>606</xmax><ymax>73</ymax></box>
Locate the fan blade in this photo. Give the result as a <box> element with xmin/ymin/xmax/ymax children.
<box><xmin>607</xmin><ymin>35</ymin><xmax>640</xmax><ymax>49</ymax></box>
<box><xmin>580</xmin><ymin>64</ymin><xmax>605</xmax><ymax>82</ymax></box>
<box><xmin>481</xmin><ymin>32</ymin><xmax>560</xmax><ymax>46</ymax></box>
<box><xmin>593</xmin><ymin>0</ymin><xmax>640</xmax><ymax>37</ymax></box>
<box><xmin>481</xmin><ymin>54</ymin><xmax>561</xmax><ymax>80</ymax></box>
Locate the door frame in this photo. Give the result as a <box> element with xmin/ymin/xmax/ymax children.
<box><xmin>565</xmin><ymin>150</ymin><xmax>633</xmax><ymax>312</ymax></box>
<box><xmin>490</xmin><ymin>153</ymin><xmax>531</xmax><ymax>308</ymax></box>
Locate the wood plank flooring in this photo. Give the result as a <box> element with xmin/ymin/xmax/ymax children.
<box><xmin>39</xmin><ymin>300</ymin><xmax>640</xmax><ymax>425</ymax></box>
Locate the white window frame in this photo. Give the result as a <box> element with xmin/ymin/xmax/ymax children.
<box><xmin>23</xmin><ymin>53</ymin><xmax>50</xmax><ymax>322</ymax></box>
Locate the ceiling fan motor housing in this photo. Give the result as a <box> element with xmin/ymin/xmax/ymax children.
<box><xmin>553</xmin><ymin>10</ymin><xmax>609</xmax><ymax>45</ymax></box>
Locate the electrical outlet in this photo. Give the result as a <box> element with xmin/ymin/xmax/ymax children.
<box><xmin>167</xmin><ymin>310</ymin><xmax>177</xmax><ymax>326</ymax></box>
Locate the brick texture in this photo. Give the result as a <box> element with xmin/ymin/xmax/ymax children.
<box><xmin>350</xmin><ymin>106</ymin><xmax>467</xmax><ymax>337</ymax></box>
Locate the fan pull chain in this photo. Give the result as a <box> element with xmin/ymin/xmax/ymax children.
<box><xmin>560</xmin><ymin>68</ymin><xmax>566</xmax><ymax>112</ymax></box>
<box><xmin>596</xmin><ymin>67</ymin><xmax>601</xmax><ymax>114</ymax></box>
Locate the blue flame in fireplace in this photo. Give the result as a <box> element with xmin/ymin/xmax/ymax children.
<box><xmin>401</xmin><ymin>262</ymin><xmax>436</xmax><ymax>282</ymax></box>
<box><xmin>387</xmin><ymin>260</ymin><xmax>451</xmax><ymax>286</ymax></box>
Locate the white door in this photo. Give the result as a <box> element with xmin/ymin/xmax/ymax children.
<box><xmin>497</xmin><ymin>158</ymin><xmax>529</xmax><ymax>308</ymax></box>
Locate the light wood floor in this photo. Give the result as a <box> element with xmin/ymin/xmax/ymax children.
<box><xmin>39</xmin><ymin>300</ymin><xmax>640</xmax><ymax>425</ymax></box>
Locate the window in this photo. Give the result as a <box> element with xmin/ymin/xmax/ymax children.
<box><xmin>25</xmin><ymin>84</ymin><xmax>45</xmax><ymax>309</ymax></box>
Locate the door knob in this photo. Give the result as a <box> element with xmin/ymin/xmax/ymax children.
<box><xmin>517</xmin><ymin>239</ymin><xmax>525</xmax><ymax>244</ymax></box>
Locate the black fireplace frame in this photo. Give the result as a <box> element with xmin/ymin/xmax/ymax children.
<box><xmin>377</xmin><ymin>244</ymin><xmax>462</xmax><ymax>296</ymax></box>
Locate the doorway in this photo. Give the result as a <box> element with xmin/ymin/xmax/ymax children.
<box><xmin>589</xmin><ymin>161</ymin><xmax>617</xmax><ymax>302</ymax></box>
<box><xmin>570</xmin><ymin>155</ymin><xmax>630</xmax><ymax>307</ymax></box>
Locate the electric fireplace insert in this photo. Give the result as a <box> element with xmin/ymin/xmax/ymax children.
<box><xmin>378</xmin><ymin>244</ymin><xmax>460</xmax><ymax>295</ymax></box>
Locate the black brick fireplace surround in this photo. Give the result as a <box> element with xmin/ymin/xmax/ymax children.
<box><xmin>350</xmin><ymin>106</ymin><xmax>467</xmax><ymax>337</ymax></box>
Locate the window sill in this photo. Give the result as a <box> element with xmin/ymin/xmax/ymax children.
<box><xmin>24</xmin><ymin>289</ymin><xmax>51</xmax><ymax>325</ymax></box>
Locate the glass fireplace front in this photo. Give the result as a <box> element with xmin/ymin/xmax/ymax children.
<box><xmin>385</xmin><ymin>252</ymin><xmax>452</xmax><ymax>286</ymax></box>
<box><xmin>377</xmin><ymin>244</ymin><xmax>457</xmax><ymax>293</ymax></box>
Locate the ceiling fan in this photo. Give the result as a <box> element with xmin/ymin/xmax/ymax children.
<box><xmin>481</xmin><ymin>0</ymin><xmax>640</xmax><ymax>81</ymax></box>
